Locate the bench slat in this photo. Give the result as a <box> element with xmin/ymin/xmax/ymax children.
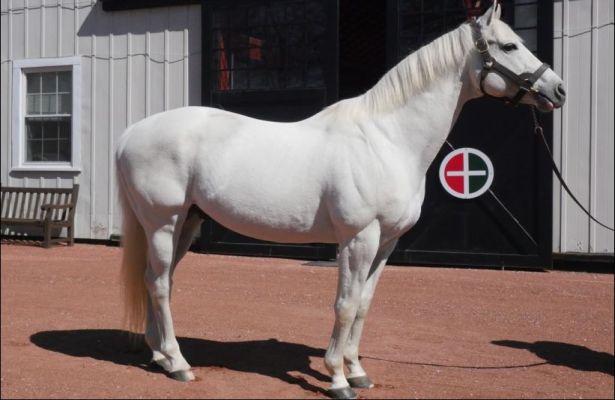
<box><xmin>0</xmin><ymin>191</ymin><xmax>7</xmax><ymax>219</ymax></box>
<box><xmin>22</xmin><ymin>192</ymin><xmax>30</xmax><ymax>219</ymax></box>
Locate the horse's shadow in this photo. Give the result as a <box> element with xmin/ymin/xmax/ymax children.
<box><xmin>30</xmin><ymin>329</ymin><xmax>329</xmax><ymax>394</ymax></box>
<box><xmin>492</xmin><ymin>340</ymin><xmax>614</xmax><ymax>376</ymax></box>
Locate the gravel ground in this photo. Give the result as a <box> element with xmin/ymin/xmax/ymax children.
<box><xmin>1</xmin><ymin>243</ymin><xmax>613</xmax><ymax>399</ymax></box>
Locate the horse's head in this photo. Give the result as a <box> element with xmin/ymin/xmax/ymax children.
<box><xmin>467</xmin><ymin>2</ymin><xmax>566</xmax><ymax>112</ymax></box>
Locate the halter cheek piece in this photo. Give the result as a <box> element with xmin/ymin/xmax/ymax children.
<box><xmin>471</xmin><ymin>22</ymin><xmax>550</xmax><ymax>106</ymax></box>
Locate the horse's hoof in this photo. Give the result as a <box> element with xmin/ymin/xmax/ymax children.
<box><xmin>327</xmin><ymin>386</ymin><xmax>357</xmax><ymax>399</ymax></box>
<box><xmin>348</xmin><ymin>375</ymin><xmax>374</xmax><ymax>389</ymax></box>
<box><xmin>169</xmin><ymin>369</ymin><xmax>195</xmax><ymax>382</ymax></box>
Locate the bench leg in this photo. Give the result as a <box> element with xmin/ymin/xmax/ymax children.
<box><xmin>68</xmin><ymin>224</ymin><xmax>75</xmax><ymax>246</ymax></box>
<box><xmin>43</xmin><ymin>222</ymin><xmax>52</xmax><ymax>248</ymax></box>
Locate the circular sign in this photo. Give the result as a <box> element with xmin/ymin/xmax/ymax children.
<box><xmin>439</xmin><ymin>148</ymin><xmax>494</xmax><ymax>199</ymax></box>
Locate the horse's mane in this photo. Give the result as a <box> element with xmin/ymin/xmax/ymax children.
<box><xmin>321</xmin><ymin>22</ymin><xmax>474</xmax><ymax>118</ymax></box>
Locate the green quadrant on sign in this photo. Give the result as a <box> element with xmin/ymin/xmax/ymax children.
<box><xmin>468</xmin><ymin>152</ymin><xmax>489</xmax><ymax>192</ymax></box>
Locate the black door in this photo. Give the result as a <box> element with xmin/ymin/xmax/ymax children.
<box><xmin>387</xmin><ymin>0</ymin><xmax>553</xmax><ymax>268</ymax></box>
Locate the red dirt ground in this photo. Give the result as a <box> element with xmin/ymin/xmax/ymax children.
<box><xmin>1</xmin><ymin>243</ymin><xmax>613</xmax><ymax>399</ymax></box>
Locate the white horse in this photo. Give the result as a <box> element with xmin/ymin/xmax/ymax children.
<box><xmin>116</xmin><ymin>3</ymin><xmax>565</xmax><ymax>398</ymax></box>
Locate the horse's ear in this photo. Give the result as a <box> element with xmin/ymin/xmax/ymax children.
<box><xmin>493</xmin><ymin>1</ymin><xmax>502</xmax><ymax>21</ymax></box>
<box><xmin>478</xmin><ymin>1</ymin><xmax>501</xmax><ymax>27</ymax></box>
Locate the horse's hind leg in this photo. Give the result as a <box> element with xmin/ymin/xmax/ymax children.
<box><xmin>144</xmin><ymin>221</ymin><xmax>194</xmax><ymax>381</ymax></box>
<box><xmin>343</xmin><ymin>238</ymin><xmax>398</xmax><ymax>389</ymax></box>
<box><xmin>170</xmin><ymin>208</ymin><xmax>204</xmax><ymax>278</ymax></box>
<box><xmin>325</xmin><ymin>222</ymin><xmax>380</xmax><ymax>399</ymax></box>
<box><xmin>146</xmin><ymin>211</ymin><xmax>202</xmax><ymax>374</ymax></box>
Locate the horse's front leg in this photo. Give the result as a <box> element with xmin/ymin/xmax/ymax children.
<box><xmin>325</xmin><ymin>222</ymin><xmax>380</xmax><ymax>399</ymax></box>
<box><xmin>343</xmin><ymin>238</ymin><xmax>398</xmax><ymax>389</ymax></box>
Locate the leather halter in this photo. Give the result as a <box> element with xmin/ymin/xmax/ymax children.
<box><xmin>471</xmin><ymin>21</ymin><xmax>550</xmax><ymax>106</ymax></box>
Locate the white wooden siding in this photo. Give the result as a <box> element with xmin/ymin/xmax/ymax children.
<box><xmin>553</xmin><ymin>0</ymin><xmax>614</xmax><ymax>253</ymax></box>
<box><xmin>1</xmin><ymin>0</ymin><xmax>202</xmax><ymax>239</ymax></box>
<box><xmin>2</xmin><ymin>1</ymin><xmax>612</xmax><ymax>256</ymax></box>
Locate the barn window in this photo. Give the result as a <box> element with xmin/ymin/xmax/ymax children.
<box><xmin>25</xmin><ymin>71</ymin><xmax>73</xmax><ymax>162</ymax></box>
<box><xmin>11</xmin><ymin>57</ymin><xmax>81</xmax><ymax>172</ymax></box>
<box><xmin>209</xmin><ymin>0</ymin><xmax>327</xmax><ymax>92</ymax></box>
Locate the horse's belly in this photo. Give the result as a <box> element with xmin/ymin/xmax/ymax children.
<box><xmin>191</xmin><ymin>123</ymin><xmax>338</xmax><ymax>243</ymax></box>
<box><xmin>194</xmin><ymin>171</ymin><xmax>337</xmax><ymax>243</ymax></box>
<box><xmin>201</xmin><ymin>200</ymin><xmax>337</xmax><ymax>244</ymax></box>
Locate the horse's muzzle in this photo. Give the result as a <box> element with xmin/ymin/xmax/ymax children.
<box><xmin>554</xmin><ymin>83</ymin><xmax>566</xmax><ymax>104</ymax></box>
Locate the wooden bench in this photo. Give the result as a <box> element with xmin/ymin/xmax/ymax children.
<box><xmin>1</xmin><ymin>185</ymin><xmax>79</xmax><ymax>248</ymax></box>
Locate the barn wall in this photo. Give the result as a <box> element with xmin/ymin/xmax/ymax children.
<box><xmin>0</xmin><ymin>0</ymin><xmax>202</xmax><ymax>239</ymax></box>
<box><xmin>2</xmin><ymin>0</ymin><xmax>613</xmax><ymax>257</ymax></box>
<box><xmin>552</xmin><ymin>0</ymin><xmax>614</xmax><ymax>254</ymax></box>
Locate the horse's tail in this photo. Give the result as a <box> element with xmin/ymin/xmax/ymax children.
<box><xmin>117</xmin><ymin>167</ymin><xmax>148</xmax><ymax>335</ymax></box>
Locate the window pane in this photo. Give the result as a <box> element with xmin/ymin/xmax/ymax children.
<box><xmin>42</xmin><ymin>139</ymin><xmax>59</xmax><ymax>161</ymax></box>
<box><xmin>515</xmin><ymin>4</ymin><xmax>537</xmax><ymax>29</ymax></box>
<box><xmin>58</xmin><ymin>93</ymin><xmax>72</xmax><ymax>114</ymax></box>
<box><xmin>26</xmin><ymin>120</ymin><xmax>43</xmax><ymax>139</ymax></box>
<box><xmin>58</xmin><ymin>71</ymin><xmax>72</xmax><ymax>92</ymax></box>
<box><xmin>58</xmin><ymin>139</ymin><xmax>71</xmax><ymax>161</ymax></box>
<box><xmin>42</xmin><ymin>72</ymin><xmax>57</xmax><ymax>93</ymax></box>
<box><xmin>27</xmin><ymin>139</ymin><xmax>43</xmax><ymax>161</ymax></box>
<box><xmin>42</xmin><ymin>120</ymin><xmax>59</xmax><ymax>139</ymax></box>
<box><xmin>230</xmin><ymin>69</ymin><xmax>248</xmax><ymax>90</ymax></box>
<box><xmin>27</xmin><ymin>94</ymin><xmax>41</xmax><ymax>115</ymax></box>
<box><xmin>27</xmin><ymin>73</ymin><xmax>41</xmax><ymax>93</ymax></box>
<box><xmin>41</xmin><ymin>94</ymin><xmax>57</xmax><ymax>114</ymax></box>
<box><xmin>58</xmin><ymin>119</ymin><xmax>71</xmax><ymax>139</ymax></box>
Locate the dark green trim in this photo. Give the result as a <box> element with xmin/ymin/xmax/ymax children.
<box><xmin>553</xmin><ymin>253</ymin><xmax>614</xmax><ymax>274</ymax></box>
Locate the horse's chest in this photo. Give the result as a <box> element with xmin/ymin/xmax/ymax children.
<box><xmin>378</xmin><ymin>177</ymin><xmax>426</xmax><ymax>235</ymax></box>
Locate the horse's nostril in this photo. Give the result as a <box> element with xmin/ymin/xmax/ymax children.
<box><xmin>555</xmin><ymin>83</ymin><xmax>566</xmax><ymax>99</ymax></box>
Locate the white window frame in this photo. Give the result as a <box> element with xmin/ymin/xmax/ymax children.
<box><xmin>11</xmin><ymin>57</ymin><xmax>82</xmax><ymax>172</ymax></box>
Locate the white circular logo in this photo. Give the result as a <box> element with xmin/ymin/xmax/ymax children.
<box><xmin>439</xmin><ymin>148</ymin><xmax>494</xmax><ymax>199</ymax></box>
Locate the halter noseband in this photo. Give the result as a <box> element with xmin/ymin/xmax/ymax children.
<box><xmin>471</xmin><ymin>21</ymin><xmax>550</xmax><ymax>106</ymax></box>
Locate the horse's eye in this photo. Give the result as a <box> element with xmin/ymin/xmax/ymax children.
<box><xmin>501</xmin><ymin>43</ymin><xmax>518</xmax><ymax>52</ymax></box>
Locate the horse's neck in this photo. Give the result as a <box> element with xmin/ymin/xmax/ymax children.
<box><xmin>350</xmin><ymin>64</ymin><xmax>471</xmax><ymax>179</ymax></box>
<box><xmin>329</xmin><ymin>24</ymin><xmax>474</xmax><ymax>177</ymax></box>
<box><xmin>383</xmin><ymin>71</ymin><xmax>470</xmax><ymax>173</ymax></box>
